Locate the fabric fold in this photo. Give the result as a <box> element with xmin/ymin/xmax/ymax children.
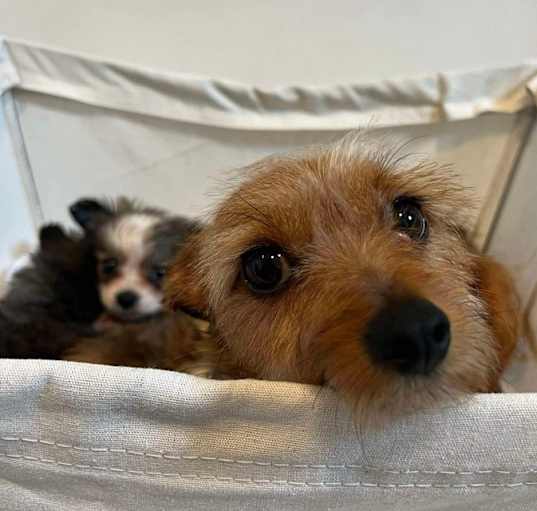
<box><xmin>1</xmin><ymin>37</ymin><xmax>536</xmax><ymax>130</ymax></box>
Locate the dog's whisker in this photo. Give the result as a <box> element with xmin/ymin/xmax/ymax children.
<box><xmin>236</xmin><ymin>192</ymin><xmax>276</xmax><ymax>231</ymax></box>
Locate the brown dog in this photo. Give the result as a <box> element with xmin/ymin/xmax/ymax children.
<box><xmin>164</xmin><ymin>133</ymin><xmax>520</xmax><ymax>418</ymax></box>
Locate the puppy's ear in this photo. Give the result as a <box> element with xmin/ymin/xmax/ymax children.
<box><xmin>473</xmin><ymin>255</ymin><xmax>521</xmax><ymax>384</ymax></box>
<box><xmin>69</xmin><ymin>199</ymin><xmax>112</xmax><ymax>231</ymax></box>
<box><xmin>163</xmin><ymin>231</ymin><xmax>209</xmax><ymax>319</ymax></box>
<box><xmin>39</xmin><ymin>224</ymin><xmax>69</xmax><ymax>246</ymax></box>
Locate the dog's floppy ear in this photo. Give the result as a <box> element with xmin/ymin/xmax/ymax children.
<box><xmin>163</xmin><ymin>231</ymin><xmax>209</xmax><ymax>319</ymax></box>
<box><xmin>69</xmin><ymin>198</ymin><xmax>112</xmax><ymax>232</ymax></box>
<box><xmin>473</xmin><ymin>254</ymin><xmax>521</xmax><ymax>383</ymax></box>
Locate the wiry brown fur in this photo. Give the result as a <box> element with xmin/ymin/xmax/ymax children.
<box><xmin>164</xmin><ymin>132</ymin><xmax>520</xmax><ymax>421</ymax></box>
<box><xmin>64</xmin><ymin>313</ymin><xmax>239</xmax><ymax>378</ymax></box>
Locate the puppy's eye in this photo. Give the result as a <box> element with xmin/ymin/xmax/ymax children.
<box><xmin>150</xmin><ymin>265</ymin><xmax>166</xmax><ymax>281</ymax></box>
<box><xmin>241</xmin><ymin>246</ymin><xmax>290</xmax><ymax>294</ymax></box>
<box><xmin>100</xmin><ymin>257</ymin><xmax>118</xmax><ymax>275</ymax></box>
<box><xmin>393</xmin><ymin>197</ymin><xmax>428</xmax><ymax>241</ymax></box>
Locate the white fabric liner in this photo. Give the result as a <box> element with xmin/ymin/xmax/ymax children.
<box><xmin>2</xmin><ymin>360</ymin><xmax>537</xmax><ymax>511</ymax></box>
<box><xmin>1</xmin><ymin>38</ymin><xmax>537</xmax><ymax>130</ymax></box>
<box><xmin>1</xmin><ymin>37</ymin><xmax>537</xmax><ymax>509</ymax></box>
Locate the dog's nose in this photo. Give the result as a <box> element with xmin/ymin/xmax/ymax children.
<box><xmin>364</xmin><ymin>298</ymin><xmax>450</xmax><ymax>375</ymax></box>
<box><xmin>116</xmin><ymin>290</ymin><xmax>139</xmax><ymax>310</ymax></box>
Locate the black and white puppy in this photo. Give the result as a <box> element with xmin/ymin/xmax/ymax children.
<box><xmin>0</xmin><ymin>197</ymin><xmax>199</xmax><ymax>360</ymax></box>
<box><xmin>70</xmin><ymin>198</ymin><xmax>200</xmax><ymax>322</ymax></box>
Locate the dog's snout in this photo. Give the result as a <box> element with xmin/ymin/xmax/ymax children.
<box><xmin>365</xmin><ymin>298</ymin><xmax>450</xmax><ymax>375</ymax></box>
<box><xmin>116</xmin><ymin>290</ymin><xmax>139</xmax><ymax>310</ymax></box>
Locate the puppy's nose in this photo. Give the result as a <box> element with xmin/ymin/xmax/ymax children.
<box><xmin>365</xmin><ymin>298</ymin><xmax>450</xmax><ymax>375</ymax></box>
<box><xmin>116</xmin><ymin>290</ymin><xmax>139</xmax><ymax>310</ymax></box>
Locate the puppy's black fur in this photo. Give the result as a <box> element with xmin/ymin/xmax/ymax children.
<box><xmin>0</xmin><ymin>224</ymin><xmax>102</xmax><ymax>358</ymax></box>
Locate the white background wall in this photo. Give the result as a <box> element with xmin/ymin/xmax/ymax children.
<box><xmin>1</xmin><ymin>0</ymin><xmax>537</xmax><ymax>86</ymax></box>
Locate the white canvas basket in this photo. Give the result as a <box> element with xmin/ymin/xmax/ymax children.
<box><xmin>1</xmin><ymin>38</ymin><xmax>537</xmax><ymax>510</ymax></box>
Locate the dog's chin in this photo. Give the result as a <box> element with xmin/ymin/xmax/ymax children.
<box><xmin>108</xmin><ymin>308</ymin><xmax>163</xmax><ymax>323</ymax></box>
<box><xmin>327</xmin><ymin>369</ymin><xmax>472</xmax><ymax>428</ymax></box>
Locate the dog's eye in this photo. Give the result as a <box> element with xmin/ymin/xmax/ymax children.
<box><xmin>150</xmin><ymin>265</ymin><xmax>166</xmax><ymax>281</ymax></box>
<box><xmin>100</xmin><ymin>257</ymin><xmax>118</xmax><ymax>275</ymax></box>
<box><xmin>393</xmin><ymin>197</ymin><xmax>428</xmax><ymax>241</ymax></box>
<box><xmin>241</xmin><ymin>246</ymin><xmax>290</xmax><ymax>294</ymax></box>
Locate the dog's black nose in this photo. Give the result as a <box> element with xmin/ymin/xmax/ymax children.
<box><xmin>116</xmin><ymin>290</ymin><xmax>139</xmax><ymax>310</ymax></box>
<box><xmin>364</xmin><ymin>298</ymin><xmax>450</xmax><ymax>375</ymax></box>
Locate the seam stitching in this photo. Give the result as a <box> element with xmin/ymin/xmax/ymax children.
<box><xmin>1</xmin><ymin>436</ymin><xmax>536</xmax><ymax>476</ymax></box>
<box><xmin>2</xmin><ymin>453</ymin><xmax>537</xmax><ymax>489</ymax></box>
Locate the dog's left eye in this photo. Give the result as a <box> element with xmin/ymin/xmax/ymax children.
<box><xmin>100</xmin><ymin>257</ymin><xmax>118</xmax><ymax>275</ymax></box>
<box><xmin>150</xmin><ymin>265</ymin><xmax>166</xmax><ymax>281</ymax></box>
<box><xmin>393</xmin><ymin>197</ymin><xmax>428</xmax><ymax>241</ymax></box>
<box><xmin>241</xmin><ymin>245</ymin><xmax>290</xmax><ymax>294</ymax></box>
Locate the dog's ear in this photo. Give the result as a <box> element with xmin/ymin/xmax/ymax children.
<box><xmin>163</xmin><ymin>231</ymin><xmax>209</xmax><ymax>319</ymax></box>
<box><xmin>39</xmin><ymin>224</ymin><xmax>69</xmax><ymax>247</ymax></box>
<box><xmin>473</xmin><ymin>254</ymin><xmax>521</xmax><ymax>385</ymax></box>
<box><xmin>69</xmin><ymin>199</ymin><xmax>112</xmax><ymax>231</ymax></box>
<box><xmin>38</xmin><ymin>224</ymin><xmax>73</xmax><ymax>257</ymax></box>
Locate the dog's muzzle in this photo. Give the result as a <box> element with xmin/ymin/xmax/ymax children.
<box><xmin>364</xmin><ymin>298</ymin><xmax>451</xmax><ymax>375</ymax></box>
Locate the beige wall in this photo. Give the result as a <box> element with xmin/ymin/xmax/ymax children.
<box><xmin>1</xmin><ymin>0</ymin><xmax>537</xmax><ymax>85</ymax></box>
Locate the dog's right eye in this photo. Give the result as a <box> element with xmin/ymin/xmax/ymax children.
<box><xmin>100</xmin><ymin>257</ymin><xmax>118</xmax><ymax>275</ymax></box>
<box><xmin>392</xmin><ymin>197</ymin><xmax>428</xmax><ymax>242</ymax></box>
<box><xmin>241</xmin><ymin>246</ymin><xmax>290</xmax><ymax>294</ymax></box>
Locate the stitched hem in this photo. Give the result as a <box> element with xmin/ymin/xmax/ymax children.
<box><xmin>1</xmin><ymin>436</ymin><xmax>536</xmax><ymax>477</ymax></box>
<box><xmin>2</xmin><ymin>453</ymin><xmax>537</xmax><ymax>489</ymax></box>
